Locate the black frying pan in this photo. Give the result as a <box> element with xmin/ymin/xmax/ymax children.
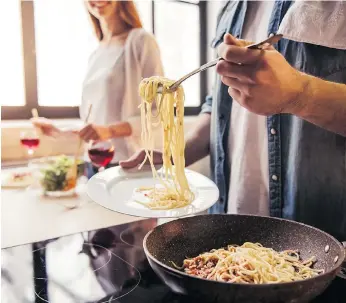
<box><xmin>143</xmin><ymin>214</ymin><xmax>345</xmax><ymax>303</ymax></box>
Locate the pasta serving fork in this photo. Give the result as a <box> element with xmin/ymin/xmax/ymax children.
<box><xmin>157</xmin><ymin>34</ymin><xmax>283</xmax><ymax>94</ymax></box>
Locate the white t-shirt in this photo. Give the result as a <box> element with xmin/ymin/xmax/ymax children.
<box><xmin>227</xmin><ymin>1</ymin><xmax>275</xmax><ymax>215</ymax></box>
<box><xmin>82</xmin><ymin>33</ymin><xmax>127</xmax><ymax>161</ymax></box>
<box><xmin>80</xmin><ymin>29</ymin><xmax>163</xmax><ymax>163</ymax></box>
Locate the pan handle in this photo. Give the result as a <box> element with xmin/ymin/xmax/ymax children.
<box><xmin>338</xmin><ymin>241</ymin><xmax>346</xmax><ymax>279</ymax></box>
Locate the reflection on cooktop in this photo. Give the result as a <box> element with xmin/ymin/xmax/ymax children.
<box><xmin>1</xmin><ymin>219</ymin><xmax>345</xmax><ymax>303</ymax></box>
<box><xmin>33</xmin><ymin>241</ymin><xmax>141</xmax><ymax>303</ymax></box>
<box><xmin>2</xmin><ymin>220</ymin><xmax>157</xmax><ymax>303</ymax></box>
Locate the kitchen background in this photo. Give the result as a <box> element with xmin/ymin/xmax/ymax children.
<box><xmin>1</xmin><ymin>0</ymin><xmax>226</xmax><ymax>178</ymax></box>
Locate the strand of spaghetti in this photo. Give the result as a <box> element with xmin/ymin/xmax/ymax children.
<box><xmin>137</xmin><ymin>76</ymin><xmax>194</xmax><ymax>209</ymax></box>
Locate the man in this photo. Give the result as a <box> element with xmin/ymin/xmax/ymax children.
<box><xmin>121</xmin><ymin>1</ymin><xmax>346</xmax><ymax>241</ymax></box>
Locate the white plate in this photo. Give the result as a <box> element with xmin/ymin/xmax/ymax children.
<box><xmin>1</xmin><ymin>168</ymin><xmax>35</xmax><ymax>188</ymax></box>
<box><xmin>86</xmin><ymin>166</ymin><xmax>219</xmax><ymax>218</ymax></box>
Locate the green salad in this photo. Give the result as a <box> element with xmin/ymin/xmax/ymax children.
<box><xmin>40</xmin><ymin>156</ymin><xmax>84</xmax><ymax>192</ymax></box>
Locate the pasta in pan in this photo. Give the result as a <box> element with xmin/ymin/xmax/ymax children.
<box><xmin>181</xmin><ymin>242</ymin><xmax>323</xmax><ymax>284</ymax></box>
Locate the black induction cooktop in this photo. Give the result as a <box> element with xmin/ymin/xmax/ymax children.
<box><xmin>1</xmin><ymin>219</ymin><xmax>345</xmax><ymax>303</ymax></box>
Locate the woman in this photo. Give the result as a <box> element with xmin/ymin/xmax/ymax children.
<box><xmin>33</xmin><ymin>1</ymin><xmax>163</xmax><ymax>176</ymax></box>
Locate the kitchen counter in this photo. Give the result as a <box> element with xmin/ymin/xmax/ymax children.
<box><xmin>1</xmin><ymin>168</ymin><xmax>143</xmax><ymax>248</ymax></box>
<box><xmin>1</xmin><ymin>155</ymin><xmax>208</xmax><ymax>249</ymax></box>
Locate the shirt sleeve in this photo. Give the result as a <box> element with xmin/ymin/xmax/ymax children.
<box><xmin>201</xmin><ymin>94</ymin><xmax>213</xmax><ymax>114</ymax></box>
<box><xmin>126</xmin><ymin>30</ymin><xmax>164</xmax><ymax>138</ymax></box>
<box><xmin>134</xmin><ymin>30</ymin><xmax>164</xmax><ymax>78</ymax></box>
<box><xmin>200</xmin><ymin>47</ymin><xmax>219</xmax><ymax>116</ymax></box>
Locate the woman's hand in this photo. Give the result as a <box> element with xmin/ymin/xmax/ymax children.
<box><xmin>119</xmin><ymin>149</ymin><xmax>163</xmax><ymax>169</ymax></box>
<box><xmin>216</xmin><ymin>33</ymin><xmax>307</xmax><ymax>116</ymax></box>
<box><xmin>31</xmin><ymin>118</ymin><xmax>61</xmax><ymax>137</ymax></box>
<box><xmin>79</xmin><ymin>122</ymin><xmax>133</xmax><ymax>142</ymax></box>
<box><xmin>79</xmin><ymin>124</ymin><xmax>112</xmax><ymax>142</ymax></box>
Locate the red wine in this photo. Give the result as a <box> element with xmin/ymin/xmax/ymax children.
<box><xmin>20</xmin><ymin>138</ymin><xmax>40</xmax><ymax>149</ymax></box>
<box><xmin>88</xmin><ymin>147</ymin><xmax>114</xmax><ymax>167</ymax></box>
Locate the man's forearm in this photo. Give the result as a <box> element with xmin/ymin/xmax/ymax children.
<box><xmin>184</xmin><ymin>113</ymin><xmax>211</xmax><ymax>167</ymax></box>
<box><xmin>294</xmin><ymin>75</ymin><xmax>346</xmax><ymax>136</ymax></box>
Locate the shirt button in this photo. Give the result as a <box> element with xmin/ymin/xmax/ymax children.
<box><xmin>272</xmin><ymin>175</ymin><xmax>278</xmax><ymax>181</ymax></box>
<box><xmin>269</xmin><ymin>33</ymin><xmax>275</xmax><ymax>37</ymax></box>
<box><xmin>218</xmin><ymin>156</ymin><xmax>223</xmax><ymax>161</ymax></box>
<box><xmin>270</xmin><ymin>128</ymin><xmax>276</xmax><ymax>135</ymax></box>
<box><xmin>219</xmin><ymin>114</ymin><xmax>224</xmax><ymax>120</ymax></box>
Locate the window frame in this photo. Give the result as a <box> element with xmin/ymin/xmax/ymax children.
<box><xmin>2</xmin><ymin>0</ymin><xmax>207</xmax><ymax>120</ymax></box>
<box><xmin>2</xmin><ymin>1</ymin><xmax>80</xmax><ymax>120</ymax></box>
<box><xmin>151</xmin><ymin>0</ymin><xmax>207</xmax><ymax>116</ymax></box>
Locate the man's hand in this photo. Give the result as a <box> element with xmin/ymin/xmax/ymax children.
<box><xmin>79</xmin><ymin>124</ymin><xmax>112</xmax><ymax>142</ymax></box>
<box><xmin>216</xmin><ymin>34</ymin><xmax>308</xmax><ymax>116</ymax></box>
<box><xmin>119</xmin><ymin>149</ymin><xmax>163</xmax><ymax>169</ymax></box>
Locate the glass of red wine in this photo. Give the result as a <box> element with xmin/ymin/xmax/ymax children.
<box><xmin>20</xmin><ymin>129</ymin><xmax>40</xmax><ymax>161</ymax></box>
<box><xmin>88</xmin><ymin>140</ymin><xmax>115</xmax><ymax>172</ymax></box>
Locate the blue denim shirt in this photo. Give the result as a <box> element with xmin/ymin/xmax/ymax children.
<box><xmin>202</xmin><ymin>1</ymin><xmax>346</xmax><ymax>241</ymax></box>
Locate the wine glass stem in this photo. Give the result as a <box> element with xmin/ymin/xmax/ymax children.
<box><xmin>27</xmin><ymin>149</ymin><xmax>34</xmax><ymax>166</ymax></box>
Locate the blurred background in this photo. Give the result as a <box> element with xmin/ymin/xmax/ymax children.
<box><xmin>1</xmin><ymin>0</ymin><xmax>225</xmax><ymax>176</ymax></box>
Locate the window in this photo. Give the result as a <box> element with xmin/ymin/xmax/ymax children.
<box><xmin>34</xmin><ymin>0</ymin><xmax>97</xmax><ymax>107</ymax></box>
<box><xmin>136</xmin><ymin>0</ymin><xmax>207</xmax><ymax>114</ymax></box>
<box><xmin>2</xmin><ymin>0</ymin><xmax>207</xmax><ymax>119</ymax></box>
<box><xmin>0</xmin><ymin>0</ymin><xmax>25</xmax><ymax>107</ymax></box>
<box><xmin>155</xmin><ymin>1</ymin><xmax>201</xmax><ymax>107</ymax></box>
<box><xmin>135</xmin><ymin>1</ymin><xmax>153</xmax><ymax>32</ymax></box>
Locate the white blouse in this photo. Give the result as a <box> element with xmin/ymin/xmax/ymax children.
<box><xmin>80</xmin><ymin>28</ymin><xmax>164</xmax><ymax>163</ymax></box>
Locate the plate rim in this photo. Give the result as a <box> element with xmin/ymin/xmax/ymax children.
<box><xmin>86</xmin><ymin>166</ymin><xmax>219</xmax><ymax>218</ymax></box>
